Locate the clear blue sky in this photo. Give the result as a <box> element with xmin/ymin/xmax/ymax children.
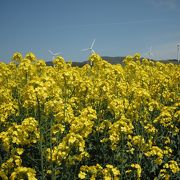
<box><xmin>0</xmin><ymin>0</ymin><xmax>180</xmax><ymax>62</ymax></box>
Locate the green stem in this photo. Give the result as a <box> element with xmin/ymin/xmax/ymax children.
<box><xmin>37</xmin><ymin>96</ymin><xmax>45</xmax><ymax>180</ymax></box>
<box><xmin>50</xmin><ymin>116</ymin><xmax>56</xmax><ymax>180</ymax></box>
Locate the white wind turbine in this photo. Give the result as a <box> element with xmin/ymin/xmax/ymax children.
<box><xmin>81</xmin><ymin>39</ymin><xmax>96</xmax><ymax>54</ymax></box>
<box><xmin>147</xmin><ymin>46</ymin><xmax>153</xmax><ymax>59</ymax></box>
<box><xmin>177</xmin><ymin>43</ymin><xmax>180</xmax><ymax>63</ymax></box>
<box><xmin>48</xmin><ymin>50</ymin><xmax>62</xmax><ymax>60</ymax></box>
<box><xmin>81</xmin><ymin>39</ymin><xmax>96</xmax><ymax>66</ymax></box>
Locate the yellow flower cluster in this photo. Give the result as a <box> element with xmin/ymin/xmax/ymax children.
<box><xmin>0</xmin><ymin>52</ymin><xmax>179</xmax><ymax>179</ymax></box>
<box><xmin>46</xmin><ymin>132</ymin><xmax>89</xmax><ymax>166</ymax></box>
<box><xmin>108</xmin><ymin>115</ymin><xmax>134</xmax><ymax>150</ymax></box>
<box><xmin>159</xmin><ymin>160</ymin><xmax>179</xmax><ymax>179</ymax></box>
<box><xmin>144</xmin><ymin>146</ymin><xmax>164</xmax><ymax>165</ymax></box>
<box><xmin>46</xmin><ymin>107</ymin><xmax>96</xmax><ymax>166</ymax></box>
<box><xmin>163</xmin><ymin>160</ymin><xmax>179</xmax><ymax>174</ymax></box>
<box><xmin>10</xmin><ymin>167</ymin><xmax>37</xmax><ymax>180</ymax></box>
<box><xmin>0</xmin><ymin>82</ymin><xmax>18</xmax><ymax>124</ymax></box>
<box><xmin>131</xmin><ymin>163</ymin><xmax>142</xmax><ymax>180</ymax></box>
<box><xmin>0</xmin><ymin>117</ymin><xmax>40</xmax><ymax>151</ymax></box>
<box><xmin>0</xmin><ymin>148</ymin><xmax>37</xmax><ymax>180</ymax></box>
<box><xmin>78</xmin><ymin>164</ymin><xmax>120</xmax><ymax>180</ymax></box>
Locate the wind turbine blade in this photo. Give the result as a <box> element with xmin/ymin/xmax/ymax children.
<box><xmin>91</xmin><ymin>39</ymin><xmax>96</xmax><ymax>49</ymax></box>
<box><xmin>81</xmin><ymin>48</ymin><xmax>89</xmax><ymax>51</ymax></box>
<box><xmin>54</xmin><ymin>52</ymin><xmax>62</xmax><ymax>55</ymax></box>
<box><xmin>48</xmin><ymin>50</ymin><xmax>54</xmax><ymax>55</ymax></box>
<box><xmin>91</xmin><ymin>49</ymin><xmax>95</xmax><ymax>53</ymax></box>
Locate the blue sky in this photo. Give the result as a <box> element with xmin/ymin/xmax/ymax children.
<box><xmin>0</xmin><ymin>0</ymin><xmax>180</xmax><ymax>62</ymax></box>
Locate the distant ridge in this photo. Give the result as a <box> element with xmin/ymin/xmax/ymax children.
<box><xmin>45</xmin><ymin>56</ymin><xmax>179</xmax><ymax>67</ymax></box>
<box><xmin>101</xmin><ymin>56</ymin><xmax>126</xmax><ymax>65</ymax></box>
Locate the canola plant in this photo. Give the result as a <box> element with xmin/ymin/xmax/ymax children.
<box><xmin>0</xmin><ymin>52</ymin><xmax>179</xmax><ymax>179</ymax></box>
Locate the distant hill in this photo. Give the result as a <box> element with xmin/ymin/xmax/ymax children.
<box><xmin>101</xmin><ymin>56</ymin><xmax>125</xmax><ymax>65</ymax></box>
<box><xmin>46</xmin><ymin>60</ymin><xmax>88</xmax><ymax>67</ymax></box>
<box><xmin>158</xmin><ymin>59</ymin><xmax>179</xmax><ymax>64</ymax></box>
<box><xmin>45</xmin><ymin>56</ymin><xmax>179</xmax><ymax>67</ymax></box>
<box><xmin>45</xmin><ymin>61</ymin><xmax>53</xmax><ymax>66</ymax></box>
<box><xmin>102</xmin><ymin>56</ymin><xmax>180</xmax><ymax>65</ymax></box>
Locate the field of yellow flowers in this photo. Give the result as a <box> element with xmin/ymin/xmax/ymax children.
<box><xmin>0</xmin><ymin>52</ymin><xmax>179</xmax><ymax>179</ymax></box>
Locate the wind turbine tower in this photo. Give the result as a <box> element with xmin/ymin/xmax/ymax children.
<box><xmin>148</xmin><ymin>47</ymin><xmax>153</xmax><ymax>59</ymax></box>
<box><xmin>177</xmin><ymin>43</ymin><xmax>180</xmax><ymax>63</ymax></box>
